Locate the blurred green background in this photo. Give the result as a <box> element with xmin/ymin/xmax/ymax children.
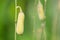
<box><xmin>0</xmin><ymin>0</ymin><xmax>15</xmax><ymax>40</ymax></box>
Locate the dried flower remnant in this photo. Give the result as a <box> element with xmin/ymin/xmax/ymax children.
<box><xmin>37</xmin><ymin>0</ymin><xmax>46</xmax><ymax>20</ymax></box>
<box><xmin>16</xmin><ymin>6</ymin><xmax>25</xmax><ymax>34</ymax></box>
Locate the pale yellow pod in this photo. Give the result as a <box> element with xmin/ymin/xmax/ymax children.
<box><xmin>37</xmin><ymin>0</ymin><xmax>45</xmax><ymax>20</ymax></box>
<box><xmin>45</xmin><ymin>0</ymin><xmax>47</xmax><ymax>2</ymax></box>
<box><xmin>16</xmin><ymin>6</ymin><xmax>25</xmax><ymax>34</ymax></box>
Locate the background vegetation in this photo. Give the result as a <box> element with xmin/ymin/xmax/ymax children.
<box><xmin>0</xmin><ymin>0</ymin><xmax>15</xmax><ymax>40</ymax></box>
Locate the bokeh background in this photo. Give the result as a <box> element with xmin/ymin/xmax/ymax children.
<box><xmin>0</xmin><ymin>0</ymin><xmax>15</xmax><ymax>40</ymax></box>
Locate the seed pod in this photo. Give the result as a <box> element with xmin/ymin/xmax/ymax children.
<box><xmin>37</xmin><ymin>0</ymin><xmax>45</xmax><ymax>20</ymax></box>
<box><xmin>16</xmin><ymin>6</ymin><xmax>25</xmax><ymax>34</ymax></box>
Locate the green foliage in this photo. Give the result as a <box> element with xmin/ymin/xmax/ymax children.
<box><xmin>0</xmin><ymin>0</ymin><xmax>15</xmax><ymax>40</ymax></box>
<box><xmin>46</xmin><ymin>0</ymin><xmax>60</xmax><ymax>40</ymax></box>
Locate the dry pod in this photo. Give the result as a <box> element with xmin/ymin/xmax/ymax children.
<box><xmin>37</xmin><ymin>0</ymin><xmax>46</xmax><ymax>20</ymax></box>
<box><xmin>16</xmin><ymin>6</ymin><xmax>25</xmax><ymax>34</ymax></box>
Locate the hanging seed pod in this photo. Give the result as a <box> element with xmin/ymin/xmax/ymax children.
<box><xmin>16</xmin><ymin>6</ymin><xmax>25</xmax><ymax>34</ymax></box>
<box><xmin>37</xmin><ymin>0</ymin><xmax>46</xmax><ymax>20</ymax></box>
